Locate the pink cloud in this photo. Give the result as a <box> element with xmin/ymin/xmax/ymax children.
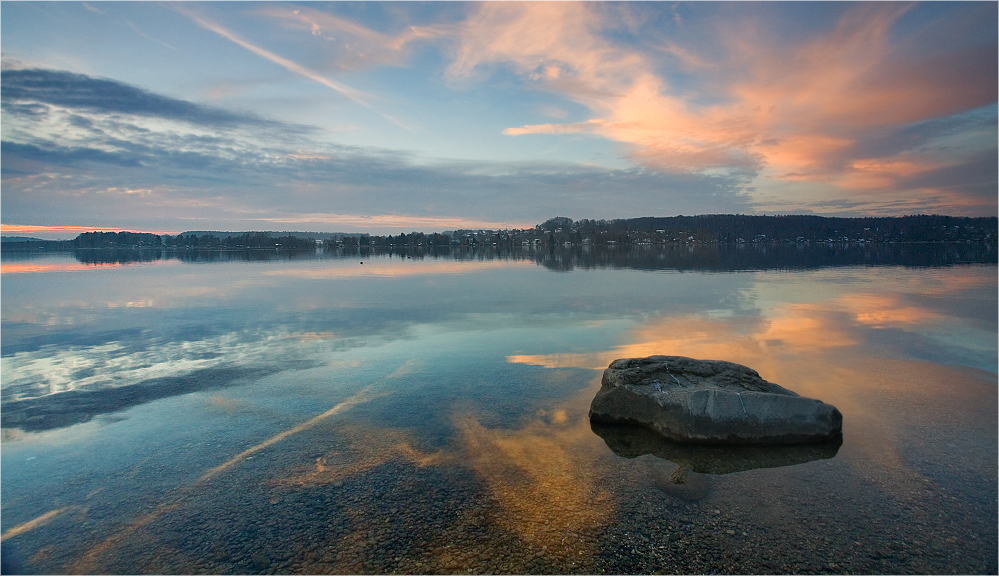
<box><xmin>446</xmin><ymin>1</ymin><xmax>644</xmax><ymax>98</ymax></box>
<box><xmin>502</xmin><ymin>119</ymin><xmax>603</xmax><ymax>136</ymax></box>
<box><xmin>456</xmin><ymin>2</ymin><xmax>995</xmax><ymax>213</ymax></box>
<box><xmin>1</xmin><ymin>224</ymin><xmax>162</xmax><ymax>235</ymax></box>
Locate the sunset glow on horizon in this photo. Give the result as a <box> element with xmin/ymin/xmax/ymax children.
<box><xmin>2</xmin><ymin>2</ymin><xmax>995</xmax><ymax>236</ymax></box>
<box><xmin>0</xmin><ymin>224</ymin><xmax>171</xmax><ymax>237</ymax></box>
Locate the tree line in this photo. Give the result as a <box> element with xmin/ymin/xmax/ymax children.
<box><xmin>164</xmin><ymin>232</ymin><xmax>314</xmax><ymax>250</ymax></box>
<box><xmin>537</xmin><ymin>214</ymin><xmax>997</xmax><ymax>245</ymax></box>
<box><xmin>3</xmin><ymin>214</ymin><xmax>995</xmax><ymax>252</ymax></box>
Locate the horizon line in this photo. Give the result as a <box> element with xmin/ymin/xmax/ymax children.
<box><xmin>4</xmin><ymin>212</ymin><xmax>997</xmax><ymax>241</ymax></box>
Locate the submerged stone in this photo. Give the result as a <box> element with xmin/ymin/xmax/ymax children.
<box><xmin>651</xmin><ymin>463</ymin><xmax>710</xmax><ymax>501</ymax></box>
<box><xmin>589</xmin><ymin>356</ymin><xmax>842</xmax><ymax>444</ymax></box>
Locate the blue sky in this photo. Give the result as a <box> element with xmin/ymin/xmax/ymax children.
<box><xmin>1</xmin><ymin>1</ymin><xmax>996</xmax><ymax>237</ymax></box>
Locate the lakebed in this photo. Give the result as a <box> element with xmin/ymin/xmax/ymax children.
<box><xmin>2</xmin><ymin>246</ymin><xmax>996</xmax><ymax>574</ymax></box>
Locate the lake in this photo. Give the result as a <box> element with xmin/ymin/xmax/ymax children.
<box><xmin>1</xmin><ymin>244</ymin><xmax>996</xmax><ymax>574</ymax></box>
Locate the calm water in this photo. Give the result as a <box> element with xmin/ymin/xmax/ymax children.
<box><xmin>1</xmin><ymin>247</ymin><xmax>996</xmax><ymax>574</ymax></box>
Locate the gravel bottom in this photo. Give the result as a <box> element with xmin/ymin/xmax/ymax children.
<box><xmin>5</xmin><ymin>408</ymin><xmax>995</xmax><ymax>576</ymax></box>
<box><xmin>32</xmin><ymin>446</ymin><xmax>992</xmax><ymax>576</ymax></box>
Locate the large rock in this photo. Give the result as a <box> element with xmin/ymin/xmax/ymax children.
<box><xmin>589</xmin><ymin>356</ymin><xmax>842</xmax><ymax>444</ymax></box>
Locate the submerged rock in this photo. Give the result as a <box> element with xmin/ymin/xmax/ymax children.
<box><xmin>589</xmin><ymin>356</ymin><xmax>842</xmax><ymax>444</ymax></box>
<box><xmin>651</xmin><ymin>463</ymin><xmax>710</xmax><ymax>501</ymax></box>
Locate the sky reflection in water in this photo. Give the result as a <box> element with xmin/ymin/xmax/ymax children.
<box><xmin>1</xmin><ymin>253</ymin><xmax>995</xmax><ymax>573</ymax></box>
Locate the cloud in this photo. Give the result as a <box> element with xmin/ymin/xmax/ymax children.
<box><xmin>0</xmin><ymin>224</ymin><xmax>147</xmax><ymax>236</ymax></box>
<box><xmin>0</xmin><ymin>68</ymin><xmax>297</xmax><ymax>131</ymax></box>
<box><xmin>453</xmin><ymin>2</ymin><xmax>996</xmax><ymax>212</ymax></box>
<box><xmin>1</xmin><ymin>140</ymin><xmax>142</xmax><ymax>167</ymax></box>
<box><xmin>502</xmin><ymin>120</ymin><xmax>602</xmax><ymax>136</ymax></box>
<box><xmin>258</xmin><ymin>212</ymin><xmax>531</xmax><ymax>231</ymax></box>
<box><xmin>172</xmin><ymin>5</ymin><xmax>410</xmax><ymax>130</ymax></box>
<box><xmin>446</xmin><ymin>1</ymin><xmax>639</xmax><ymax>94</ymax></box>
<box><xmin>256</xmin><ymin>4</ymin><xmax>451</xmax><ymax>72</ymax></box>
<box><xmin>2</xmin><ymin>67</ymin><xmax>754</xmax><ymax>232</ymax></box>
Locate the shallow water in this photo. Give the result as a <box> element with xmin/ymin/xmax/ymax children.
<box><xmin>2</xmin><ymin>248</ymin><xmax>996</xmax><ymax>574</ymax></box>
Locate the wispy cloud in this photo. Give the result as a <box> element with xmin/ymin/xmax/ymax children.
<box><xmin>2</xmin><ymin>67</ymin><xmax>753</xmax><ymax>232</ymax></box>
<box><xmin>80</xmin><ymin>3</ymin><xmax>104</xmax><ymax>15</ymax></box>
<box><xmin>257</xmin><ymin>4</ymin><xmax>450</xmax><ymax>72</ymax></box>
<box><xmin>0</xmin><ymin>224</ymin><xmax>150</xmax><ymax>235</ymax></box>
<box><xmin>172</xmin><ymin>5</ymin><xmax>411</xmax><ymax>130</ymax></box>
<box><xmin>124</xmin><ymin>20</ymin><xmax>178</xmax><ymax>51</ymax></box>
<box><xmin>0</xmin><ymin>68</ymin><xmax>296</xmax><ymax>130</ymax></box>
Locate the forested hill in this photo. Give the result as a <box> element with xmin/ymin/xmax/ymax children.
<box><xmin>2</xmin><ymin>214</ymin><xmax>995</xmax><ymax>253</ymax></box>
<box><xmin>538</xmin><ymin>214</ymin><xmax>997</xmax><ymax>243</ymax></box>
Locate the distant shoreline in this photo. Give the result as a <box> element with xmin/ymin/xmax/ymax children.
<box><xmin>3</xmin><ymin>214</ymin><xmax>996</xmax><ymax>250</ymax></box>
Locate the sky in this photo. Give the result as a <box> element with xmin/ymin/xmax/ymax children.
<box><xmin>1</xmin><ymin>1</ymin><xmax>996</xmax><ymax>238</ymax></box>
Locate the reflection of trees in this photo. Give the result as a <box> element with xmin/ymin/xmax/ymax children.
<box><xmin>74</xmin><ymin>248</ymin><xmax>164</xmax><ymax>265</ymax></box>
<box><xmin>531</xmin><ymin>242</ymin><xmax>997</xmax><ymax>272</ymax></box>
<box><xmin>172</xmin><ymin>249</ymin><xmax>318</xmax><ymax>263</ymax></box>
<box><xmin>66</xmin><ymin>242</ymin><xmax>995</xmax><ymax>269</ymax></box>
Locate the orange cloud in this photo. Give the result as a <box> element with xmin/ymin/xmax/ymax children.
<box><xmin>458</xmin><ymin>2</ymin><xmax>995</xmax><ymax>211</ymax></box>
<box><xmin>729</xmin><ymin>4</ymin><xmax>995</xmax><ymax>132</ymax></box>
<box><xmin>448</xmin><ymin>1</ymin><xmax>635</xmax><ymax>92</ymax></box>
<box><xmin>1</xmin><ymin>224</ymin><xmax>157</xmax><ymax>235</ymax></box>
<box><xmin>502</xmin><ymin>119</ymin><xmax>604</xmax><ymax>136</ymax></box>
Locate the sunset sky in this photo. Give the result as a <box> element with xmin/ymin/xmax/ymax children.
<box><xmin>2</xmin><ymin>1</ymin><xmax>996</xmax><ymax>238</ymax></box>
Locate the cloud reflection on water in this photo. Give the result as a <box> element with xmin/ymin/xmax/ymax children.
<box><xmin>258</xmin><ymin>382</ymin><xmax>619</xmax><ymax>564</ymax></box>
<box><xmin>509</xmin><ymin>267</ymin><xmax>996</xmax><ymax>500</ymax></box>
<box><xmin>1</xmin><ymin>262</ymin><xmax>131</xmax><ymax>274</ymax></box>
<box><xmin>452</xmin><ymin>391</ymin><xmax>615</xmax><ymax>560</ymax></box>
<box><xmin>1</xmin><ymin>255</ymin><xmax>994</xmax><ymax>573</ymax></box>
<box><xmin>269</xmin><ymin>423</ymin><xmax>448</xmax><ymax>491</ymax></box>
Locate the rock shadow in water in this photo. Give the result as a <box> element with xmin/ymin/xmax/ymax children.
<box><xmin>590</xmin><ymin>420</ymin><xmax>842</xmax><ymax>475</ymax></box>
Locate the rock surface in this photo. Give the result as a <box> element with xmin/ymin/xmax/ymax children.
<box><xmin>589</xmin><ymin>356</ymin><xmax>842</xmax><ymax>444</ymax></box>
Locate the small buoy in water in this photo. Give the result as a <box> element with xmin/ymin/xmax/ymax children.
<box><xmin>360</xmin><ymin>261</ymin><xmax>363</xmax><ymax>264</ymax></box>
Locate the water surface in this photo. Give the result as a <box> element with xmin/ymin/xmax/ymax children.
<box><xmin>2</xmin><ymin>248</ymin><xmax>996</xmax><ymax>574</ymax></box>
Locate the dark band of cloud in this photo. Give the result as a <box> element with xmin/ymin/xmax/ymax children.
<box><xmin>1</xmin><ymin>140</ymin><xmax>142</xmax><ymax>168</ymax></box>
<box><xmin>1</xmin><ymin>68</ymin><xmax>311</xmax><ymax>132</ymax></box>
